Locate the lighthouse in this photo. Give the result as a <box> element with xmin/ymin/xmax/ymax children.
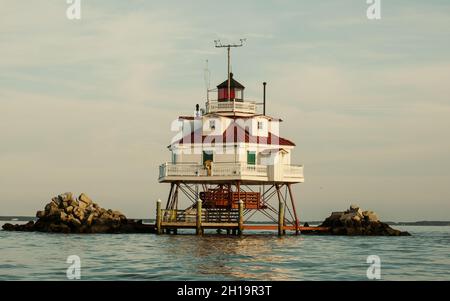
<box><xmin>157</xmin><ymin>42</ymin><xmax>304</xmax><ymax>235</ymax></box>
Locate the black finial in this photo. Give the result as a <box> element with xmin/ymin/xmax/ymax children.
<box><xmin>196</xmin><ymin>104</ymin><xmax>199</xmax><ymax>112</ymax></box>
<box><xmin>230</xmin><ymin>72</ymin><xmax>234</xmax><ymax>78</ymax></box>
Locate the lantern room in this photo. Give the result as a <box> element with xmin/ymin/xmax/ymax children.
<box><xmin>217</xmin><ymin>73</ymin><xmax>245</xmax><ymax>102</ymax></box>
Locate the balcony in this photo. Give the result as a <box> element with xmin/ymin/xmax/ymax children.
<box><xmin>206</xmin><ymin>100</ymin><xmax>257</xmax><ymax>115</ymax></box>
<box><xmin>158</xmin><ymin>162</ymin><xmax>304</xmax><ymax>184</ymax></box>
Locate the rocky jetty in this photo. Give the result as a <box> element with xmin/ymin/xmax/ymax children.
<box><xmin>2</xmin><ymin>192</ymin><xmax>155</xmax><ymax>234</ymax></box>
<box><xmin>304</xmin><ymin>204</ymin><xmax>411</xmax><ymax>236</ymax></box>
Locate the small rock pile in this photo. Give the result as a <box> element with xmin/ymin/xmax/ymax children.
<box><xmin>307</xmin><ymin>204</ymin><xmax>410</xmax><ymax>236</ymax></box>
<box><xmin>2</xmin><ymin>192</ymin><xmax>154</xmax><ymax>234</ymax></box>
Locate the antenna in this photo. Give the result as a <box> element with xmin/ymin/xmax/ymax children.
<box><xmin>204</xmin><ymin>60</ymin><xmax>211</xmax><ymax>101</ymax></box>
<box><xmin>214</xmin><ymin>38</ymin><xmax>246</xmax><ymax>101</ymax></box>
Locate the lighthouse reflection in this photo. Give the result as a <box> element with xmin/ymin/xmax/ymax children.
<box><xmin>161</xmin><ymin>233</ymin><xmax>304</xmax><ymax>281</ymax></box>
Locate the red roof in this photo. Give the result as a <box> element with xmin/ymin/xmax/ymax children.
<box><xmin>173</xmin><ymin>123</ymin><xmax>295</xmax><ymax>147</ymax></box>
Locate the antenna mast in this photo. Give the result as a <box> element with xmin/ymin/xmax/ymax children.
<box><xmin>214</xmin><ymin>39</ymin><xmax>246</xmax><ymax>101</ymax></box>
<box><xmin>204</xmin><ymin>60</ymin><xmax>211</xmax><ymax>101</ymax></box>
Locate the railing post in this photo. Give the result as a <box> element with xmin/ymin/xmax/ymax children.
<box><xmin>196</xmin><ymin>199</ymin><xmax>203</xmax><ymax>235</ymax></box>
<box><xmin>238</xmin><ymin>200</ymin><xmax>244</xmax><ymax>235</ymax></box>
<box><xmin>278</xmin><ymin>201</ymin><xmax>285</xmax><ymax>236</ymax></box>
<box><xmin>156</xmin><ymin>199</ymin><xmax>162</xmax><ymax>235</ymax></box>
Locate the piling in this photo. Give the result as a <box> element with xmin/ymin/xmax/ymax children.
<box><xmin>156</xmin><ymin>199</ymin><xmax>162</xmax><ymax>234</ymax></box>
<box><xmin>278</xmin><ymin>201</ymin><xmax>285</xmax><ymax>236</ymax></box>
<box><xmin>196</xmin><ymin>199</ymin><xmax>203</xmax><ymax>235</ymax></box>
<box><xmin>238</xmin><ymin>200</ymin><xmax>244</xmax><ymax>235</ymax></box>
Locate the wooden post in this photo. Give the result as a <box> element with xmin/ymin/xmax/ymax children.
<box><xmin>278</xmin><ymin>201</ymin><xmax>285</xmax><ymax>236</ymax></box>
<box><xmin>236</xmin><ymin>181</ymin><xmax>241</xmax><ymax>206</ymax></box>
<box><xmin>156</xmin><ymin>199</ymin><xmax>162</xmax><ymax>235</ymax></box>
<box><xmin>196</xmin><ymin>199</ymin><xmax>203</xmax><ymax>235</ymax></box>
<box><xmin>238</xmin><ymin>200</ymin><xmax>244</xmax><ymax>235</ymax></box>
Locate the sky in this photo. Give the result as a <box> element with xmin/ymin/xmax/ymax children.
<box><xmin>1</xmin><ymin>0</ymin><xmax>450</xmax><ymax>221</ymax></box>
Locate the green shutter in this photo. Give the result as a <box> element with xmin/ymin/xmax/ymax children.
<box><xmin>247</xmin><ymin>151</ymin><xmax>256</xmax><ymax>165</ymax></box>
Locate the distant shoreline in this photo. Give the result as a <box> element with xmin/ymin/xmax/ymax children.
<box><xmin>1</xmin><ymin>216</ymin><xmax>449</xmax><ymax>226</ymax></box>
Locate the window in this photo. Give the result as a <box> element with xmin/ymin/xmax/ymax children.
<box><xmin>209</xmin><ymin>120</ymin><xmax>216</xmax><ymax>130</ymax></box>
<box><xmin>247</xmin><ymin>151</ymin><xmax>256</xmax><ymax>165</ymax></box>
<box><xmin>257</xmin><ymin>121</ymin><xmax>264</xmax><ymax>130</ymax></box>
<box><xmin>235</xmin><ymin>89</ymin><xmax>243</xmax><ymax>100</ymax></box>
<box><xmin>203</xmin><ymin>151</ymin><xmax>214</xmax><ymax>164</ymax></box>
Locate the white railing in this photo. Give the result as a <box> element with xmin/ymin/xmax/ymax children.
<box><xmin>206</xmin><ymin>100</ymin><xmax>256</xmax><ymax>115</ymax></box>
<box><xmin>159</xmin><ymin>163</ymin><xmax>207</xmax><ymax>178</ymax></box>
<box><xmin>159</xmin><ymin>162</ymin><xmax>304</xmax><ymax>181</ymax></box>
<box><xmin>159</xmin><ymin>162</ymin><xmax>267</xmax><ymax>179</ymax></box>
<box><xmin>283</xmin><ymin>165</ymin><xmax>304</xmax><ymax>179</ymax></box>
<box><xmin>212</xmin><ymin>163</ymin><xmax>267</xmax><ymax>177</ymax></box>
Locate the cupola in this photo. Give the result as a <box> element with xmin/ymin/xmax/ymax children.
<box><xmin>217</xmin><ymin>73</ymin><xmax>245</xmax><ymax>102</ymax></box>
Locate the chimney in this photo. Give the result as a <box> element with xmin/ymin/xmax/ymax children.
<box><xmin>263</xmin><ymin>82</ymin><xmax>267</xmax><ymax>116</ymax></box>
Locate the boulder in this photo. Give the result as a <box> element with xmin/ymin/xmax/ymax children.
<box><xmin>352</xmin><ymin>215</ymin><xmax>362</xmax><ymax>222</ymax></box>
<box><xmin>60</xmin><ymin>211</ymin><xmax>68</xmax><ymax>222</ymax></box>
<box><xmin>78</xmin><ymin>193</ymin><xmax>92</xmax><ymax>206</ymax></box>
<box><xmin>72</xmin><ymin>207</ymin><xmax>85</xmax><ymax>221</ymax></box>
<box><xmin>339</xmin><ymin>212</ymin><xmax>359</xmax><ymax>222</ymax></box>
<box><xmin>86</xmin><ymin>213</ymin><xmax>95</xmax><ymax>226</ymax></box>
<box><xmin>52</xmin><ymin>197</ymin><xmax>61</xmax><ymax>207</ymax></box>
<box><xmin>70</xmin><ymin>217</ymin><xmax>82</xmax><ymax>227</ymax></box>
<box><xmin>312</xmin><ymin>205</ymin><xmax>411</xmax><ymax>236</ymax></box>
<box><xmin>91</xmin><ymin>224</ymin><xmax>112</xmax><ymax>233</ymax></box>
<box><xmin>329</xmin><ymin>211</ymin><xmax>344</xmax><ymax>220</ymax></box>
<box><xmin>65</xmin><ymin>206</ymin><xmax>74</xmax><ymax>214</ymax></box>
<box><xmin>36</xmin><ymin>210</ymin><xmax>46</xmax><ymax>219</ymax></box>
<box><xmin>2</xmin><ymin>223</ymin><xmax>15</xmax><ymax>231</ymax></box>
<box><xmin>78</xmin><ymin>201</ymin><xmax>87</xmax><ymax>210</ymax></box>
<box><xmin>45</xmin><ymin>201</ymin><xmax>58</xmax><ymax>213</ymax></box>
<box><xmin>60</xmin><ymin>192</ymin><xmax>73</xmax><ymax>201</ymax></box>
<box><xmin>2</xmin><ymin>192</ymin><xmax>155</xmax><ymax>234</ymax></box>
<box><xmin>349</xmin><ymin>204</ymin><xmax>360</xmax><ymax>211</ymax></box>
<box><xmin>2</xmin><ymin>221</ymin><xmax>35</xmax><ymax>232</ymax></box>
<box><xmin>48</xmin><ymin>223</ymin><xmax>71</xmax><ymax>233</ymax></box>
<box><xmin>48</xmin><ymin>206</ymin><xmax>62</xmax><ymax>219</ymax></box>
<box><xmin>363</xmin><ymin>211</ymin><xmax>379</xmax><ymax>222</ymax></box>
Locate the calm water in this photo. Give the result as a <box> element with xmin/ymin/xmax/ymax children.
<box><xmin>0</xmin><ymin>222</ymin><xmax>449</xmax><ymax>281</ymax></box>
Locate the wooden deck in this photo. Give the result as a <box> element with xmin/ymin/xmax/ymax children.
<box><xmin>161</xmin><ymin>222</ymin><xmax>239</xmax><ymax>229</ymax></box>
<box><xmin>243</xmin><ymin>225</ymin><xmax>329</xmax><ymax>232</ymax></box>
<box><xmin>160</xmin><ymin>222</ymin><xmax>329</xmax><ymax>233</ymax></box>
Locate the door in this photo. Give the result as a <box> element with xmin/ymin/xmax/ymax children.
<box><xmin>247</xmin><ymin>151</ymin><xmax>256</xmax><ymax>165</ymax></box>
<box><xmin>203</xmin><ymin>151</ymin><xmax>213</xmax><ymax>164</ymax></box>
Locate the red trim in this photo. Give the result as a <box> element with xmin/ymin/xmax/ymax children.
<box><xmin>173</xmin><ymin>123</ymin><xmax>296</xmax><ymax>146</ymax></box>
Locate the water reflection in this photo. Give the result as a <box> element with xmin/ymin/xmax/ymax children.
<box><xmin>1</xmin><ymin>223</ymin><xmax>449</xmax><ymax>280</ymax></box>
<box><xmin>157</xmin><ymin>234</ymin><xmax>303</xmax><ymax>280</ymax></box>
